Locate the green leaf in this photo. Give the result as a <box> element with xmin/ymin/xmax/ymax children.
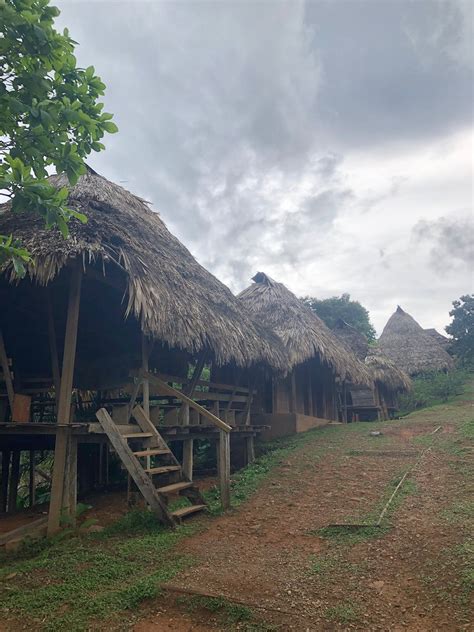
<box><xmin>102</xmin><ymin>120</ymin><xmax>118</xmax><ymax>134</ymax></box>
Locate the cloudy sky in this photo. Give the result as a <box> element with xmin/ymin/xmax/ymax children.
<box><xmin>57</xmin><ymin>0</ymin><xmax>472</xmax><ymax>335</ymax></box>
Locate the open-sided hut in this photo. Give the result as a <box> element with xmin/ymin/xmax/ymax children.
<box><xmin>379</xmin><ymin>306</ymin><xmax>454</xmax><ymax>376</ymax></box>
<box><xmin>0</xmin><ymin>169</ymin><xmax>286</xmax><ymax>538</ymax></box>
<box><xmin>332</xmin><ymin>319</ymin><xmax>411</xmax><ymax>421</ymax></box>
<box><xmin>237</xmin><ymin>273</ymin><xmax>370</xmax><ymax>437</ymax></box>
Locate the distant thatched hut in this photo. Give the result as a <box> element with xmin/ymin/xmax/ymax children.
<box><xmin>237</xmin><ymin>273</ymin><xmax>370</xmax><ymax>436</ymax></box>
<box><xmin>424</xmin><ymin>328</ymin><xmax>452</xmax><ymax>351</ymax></box>
<box><xmin>0</xmin><ymin>169</ymin><xmax>286</xmax><ymax>534</ymax></box>
<box><xmin>332</xmin><ymin>320</ymin><xmax>411</xmax><ymax>421</ymax></box>
<box><xmin>379</xmin><ymin>306</ymin><xmax>454</xmax><ymax>375</ymax></box>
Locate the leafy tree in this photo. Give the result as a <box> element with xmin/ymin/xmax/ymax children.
<box><xmin>0</xmin><ymin>0</ymin><xmax>117</xmax><ymax>275</ymax></box>
<box><xmin>302</xmin><ymin>293</ymin><xmax>376</xmax><ymax>341</ymax></box>
<box><xmin>446</xmin><ymin>294</ymin><xmax>474</xmax><ymax>367</ymax></box>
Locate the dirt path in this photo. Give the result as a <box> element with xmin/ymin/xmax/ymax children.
<box><xmin>137</xmin><ymin>396</ymin><xmax>473</xmax><ymax>631</ymax></box>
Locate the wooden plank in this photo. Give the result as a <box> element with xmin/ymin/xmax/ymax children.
<box><xmin>48</xmin><ymin>264</ymin><xmax>82</xmax><ymax>536</ymax></box>
<box><xmin>218</xmin><ymin>430</ymin><xmax>231</xmax><ymax>510</ymax></box>
<box><xmin>8</xmin><ymin>451</ymin><xmax>20</xmax><ymax>513</ymax></box>
<box><xmin>0</xmin><ymin>450</ymin><xmax>11</xmax><ymax>512</ymax></box>
<box><xmin>145</xmin><ymin>466</ymin><xmax>181</xmax><ymax>475</ymax></box>
<box><xmin>137</xmin><ymin>371</ymin><xmax>232</xmax><ymax>432</ymax></box>
<box><xmin>64</xmin><ymin>436</ymin><xmax>78</xmax><ymax>525</ymax></box>
<box><xmin>96</xmin><ymin>408</ymin><xmax>175</xmax><ymax>526</ymax></box>
<box><xmin>0</xmin><ymin>329</ymin><xmax>14</xmax><ymax>411</ymax></box>
<box><xmin>0</xmin><ymin>516</ymin><xmax>48</xmax><ymax>546</ymax></box>
<box><xmin>171</xmin><ymin>504</ymin><xmax>206</xmax><ymax>520</ymax></box>
<box><xmin>157</xmin><ymin>481</ymin><xmax>193</xmax><ymax>494</ymax></box>
<box><xmin>12</xmin><ymin>394</ymin><xmax>31</xmax><ymax>423</ymax></box>
<box><xmin>245</xmin><ymin>436</ymin><xmax>255</xmax><ymax>464</ymax></box>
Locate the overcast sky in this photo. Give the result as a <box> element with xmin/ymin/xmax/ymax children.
<box><xmin>57</xmin><ymin>0</ymin><xmax>473</xmax><ymax>335</ymax></box>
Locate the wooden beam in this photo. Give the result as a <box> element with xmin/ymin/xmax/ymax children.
<box><xmin>218</xmin><ymin>430</ymin><xmax>231</xmax><ymax>510</ymax></box>
<box><xmin>0</xmin><ymin>329</ymin><xmax>14</xmax><ymax>411</ymax></box>
<box><xmin>47</xmin><ymin>291</ymin><xmax>61</xmax><ymax>404</ymax></box>
<box><xmin>136</xmin><ymin>370</ymin><xmax>232</xmax><ymax>432</ymax></box>
<box><xmin>179</xmin><ymin>352</ymin><xmax>207</xmax><ymax>480</ymax></box>
<box><xmin>29</xmin><ymin>450</ymin><xmax>35</xmax><ymax>508</ymax></box>
<box><xmin>289</xmin><ymin>371</ymin><xmax>297</xmax><ymax>414</ymax></box>
<box><xmin>8</xmin><ymin>451</ymin><xmax>20</xmax><ymax>513</ymax></box>
<box><xmin>48</xmin><ymin>264</ymin><xmax>82</xmax><ymax>536</ymax></box>
<box><xmin>0</xmin><ymin>450</ymin><xmax>11</xmax><ymax>512</ymax></box>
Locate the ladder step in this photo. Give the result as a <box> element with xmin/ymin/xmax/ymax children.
<box><xmin>171</xmin><ymin>504</ymin><xmax>207</xmax><ymax>520</ymax></box>
<box><xmin>157</xmin><ymin>481</ymin><xmax>194</xmax><ymax>494</ymax></box>
<box><xmin>145</xmin><ymin>466</ymin><xmax>181</xmax><ymax>475</ymax></box>
<box><xmin>133</xmin><ymin>448</ymin><xmax>170</xmax><ymax>457</ymax></box>
<box><xmin>122</xmin><ymin>433</ymin><xmax>153</xmax><ymax>439</ymax></box>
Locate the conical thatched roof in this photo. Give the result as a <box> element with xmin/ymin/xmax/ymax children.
<box><xmin>0</xmin><ymin>169</ymin><xmax>286</xmax><ymax>369</ymax></box>
<box><xmin>332</xmin><ymin>319</ymin><xmax>369</xmax><ymax>360</ymax></box>
<box><xmin>238</xmin><ymin>272</ymin><xmax>371</xmax><ymax>385</ymax></box>
<box><xmin>379</xmin><ymin>306</ymin><xmax>455</xmax><ymax>375</ymax></box>
<box><xmin>365</xmin><ymin>347</ymin><xmax>412</xmax><ymax>393</ymax></box>
<box><xmin>424</xmin><ymin>328</ymin><xmax>452</xmax><ymax>350</ymax></box>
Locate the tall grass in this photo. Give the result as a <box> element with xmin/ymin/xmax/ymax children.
<box><xmin>398</xmin><ymin>369</ymin><xmax>469</xmax><ymax>415</ymax></box>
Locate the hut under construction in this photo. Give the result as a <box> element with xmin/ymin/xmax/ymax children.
<box><xmin>236</xmin><ymin>273</ymin><xmax>371</xmax><ymax>437</ymax></box>
<box><xmin>0</xmin><ymin>169</ymin><xmax>287</xmax><ymax>541</ymax></box>
<box><xmin>332</xmin><ymin>319</ymin><xmax>411</xmax><ymax>421</ymax></box>
<box><xmin>379</xmin><ymin>306</ymin><xmax>454</xmax><ymax>376</ymax></box>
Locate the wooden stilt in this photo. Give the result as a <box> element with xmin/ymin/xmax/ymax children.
<box><xmin>64</xmin><ymin>437</ymin><xmax>78</xmax><ymax>525</ymax></box>
<box><xmin>289</xmin><ymin>371</ymin><xmax>297</xmax><ymax>413</ymax></box>
<box><xmin>180</xmin><ymin>352</ymin><xmax>207</xmax><ymax>480</ymax></box>
<box><xmin>47</xmin><ymin>291</ymin><xmax>61</xmax><ymax>405</ymax></box>
<box><xmin>29</xmin><ymin>450</ymin><xmax>35</xmax><ymax>508</ymax></box>
<box><xmin>8</xmin><ymin>451</ymin><xmax>20</xmax><ymax>513</ymax></box>
<box><xmin>47</xmin><ymin>264</ymin><xmax>82</xmax><ymax>536</ymax></box>
<box><xmin>342</xmin><ymin>382</ymin><xmax>348</xmax><ymax>423</ymax></box>
<box><xmin>1</xmin><ymin>450</ymin><xmax>11</xmax><ymax>513</ymax></box>
<box><xmin>0</xmin><ymin>329</ymin><xmax>14</xmax><ymax>412</ymax></box>
<box><xmin>218</xmin><ymin>430</ymin><xmax>231</xmax><ymax>510</ymax></box>
<box><xmin>307</xmin><ymin>365</ymin><xmax>314</xmax><ymax>417</ymax></box>
<box><xmin>245</xmin><ymin>436</ymin><xmax>255</xmax><ymax>465</ymax></box>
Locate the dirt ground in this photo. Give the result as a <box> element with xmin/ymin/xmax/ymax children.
<box><xmin>134</xmin><ymin>395</ymin><xmax>473</xmax><ymax>631</ymax></box>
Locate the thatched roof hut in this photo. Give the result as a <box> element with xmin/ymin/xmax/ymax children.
<box><xmin>332</xmin><ymin>319</ymin><xmax>369</xmax><ymax>361</ymax></box>
<box><xmin>424</xmin><ymin>328</ymin><xmax>452</xmax><ymax>351</ymax></box>
<box><xmin>238</xmin><ymin>273</ymin><xmax>370</xmax><ymax>385</ymax></box>
<box><xmin>332</xmin><ymin>319</ymin><xmax>411</xmax><ymax>397</ymax></box>
<box><xmin>365</xmin><ymin>347</ymin><xmax>412</xmax><ymax>393</ymax></box>
<box><xmin>379</xmin><ymin>306</ymin><xmax>454</xmax><ymax>375</ymax></box>
<box><xmin>0</xmin><ymin>169</ymin><xmax>285</xmax><ymax>370</ymax></box>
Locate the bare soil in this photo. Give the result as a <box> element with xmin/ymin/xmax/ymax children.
<box><xmin>136</xmin><ymin>396</ymin><xmax>473</xmax><ymax>631</ymax></box>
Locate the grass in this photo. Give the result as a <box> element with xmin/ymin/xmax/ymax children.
<box><xmin>325</xmin><ymin>600</ymin><xmax>361</xmax><ymax>624</ymax></box>
<box><xmin>178</xmin><ymin>594</ymin><xmax>278</xmax><ymax>630</ymax></box>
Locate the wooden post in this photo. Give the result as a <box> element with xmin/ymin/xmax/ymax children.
<box><xmin>289</xmin><ymin>371</ymin><xmax>297</xmax><ymax>413</ymax></box>
<box><xmin>47</xmin><ymin>264</ymin><xmax>82</xmax><ymax>536</ymax></box>
<box><xmin>29</xmin><ymin>450</ymin><xmax>35</xmax><ymax>508</ymax></box>
<box><xmin>47</xmin><ymin>291</ymin><xmax>61</xmax><ymax>404</ymax></box>
<box><xmin>64</xmin><ymin>437</ymin><xmax>78</xmax><ymax>525</ymax></box>
<box><xmin>0</xmin><ymin>450</ymin><xmax>11</xmax><ymax>512</ymax></box>
<box><xmin>180</xmin><ymin>353</ymin><xmax>207</xmax><ymax>480</ymax></box>
<box><xmin>219</xmin><ymin>430</ymin><xmax>231</xmax><ymax>510</ymax></box>
<box><xmin>0</xmin><ymin>329</ymin><xmax>14</xmax><ymax>412</ymax></box>
<box><xmin>8</xmin><ymin>451</ymin><xmax>20</xmax><ymax>513</ymax></box>
<box><xmin>245</xmin><ymin>436</ymin><xmax>255</xmax><ymax>464</ymax></box>
<box><xmin>342</xmin><ymin>382</ymin><xmax>348</xmax><ymax>423</ymax></box>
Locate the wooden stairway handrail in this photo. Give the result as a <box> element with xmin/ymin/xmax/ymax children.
<box><xmin>134</xmin><ymin>370</ymin><xmax>232</xmax><ymax>433</ymax></box>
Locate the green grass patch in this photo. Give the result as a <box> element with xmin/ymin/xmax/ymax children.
<box><xmin>0</xmin><ymin>511</ymin><xmax>197</xmax><ymax>631</ymax></box>
<box><xmin>325</xmin><ymin>600</ymin><xmax>361</xmax><ymax>624</ymax></box>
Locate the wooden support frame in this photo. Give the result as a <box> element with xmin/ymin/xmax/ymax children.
<box><xmin>29</xmin><ymin>450</ymin><xmax>35</xmax><ymax>508</ymax></box>
<box><xmin>1</xmin><ymin>450</ymin><xmax>11</xmax><ymax>512</ymax></box>
<box><xmin>47</xmin><ymin>291</ymin><xmax>61</xmax><ymax>403</ymax></box>
<box><xmin>218</xmin><ymin>430</ymin><xmax>231</xmax><ymax>509</ymax></box>
<box><xmin>47</xmin><ymin>264</ymin><xmax>82</xmax><ymax>536</ymax></box>
<box><xmin>0</xmin><ymin>328</ymin><xmax>14</xmax><ymax>412</ymax></box>
<box><xmin>8</xmin><ymin>451</ymin><xmax>20</xmax><ymax>513</ymax></box>
<box><xmin>179</xmin><ymin>352</ymin><xmax>207</xmax><ymax>480</ymax></box>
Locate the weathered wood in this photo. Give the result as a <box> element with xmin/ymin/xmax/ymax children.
<box><xmin>245</xmin><ymin>436</ymin><xmax>255</xmax><ymax>464</ymax></box>
<box><xmin>47</xmin><ymin>291</ymin><xmax>61</xmax><ymax>403</ymax></box>
<box><xmin>64</xmin><ymin>436</ymin><xmax>78</xmax><ymax>524</ymax></box>
<box><xmin>12</xmin><ymin>394</ymin><xmax>31</xmax><ymax>423</ymax></box>
<box><xmin>96</xmin><ymin>408</ymin><xmax>175</xmax><ymax>526</ymax></box>
<box><xmin>8</xmin><ymin>451</ymin><xmax>20</xmax><ymax>513</ymax></box>
<box><xmin>0</xmin><ymin>516</ymin><xmax>48</xmax><ymax>546</ymax></box>
<box><xmin>0</xmin><ymin>329</ymin><xmax>14</xmax><ymax>411</ymax></box>
<box><xmin>48</xmin><ymin>264</ymin><xmax>82</xmax><ymax>536</ymax></box>
<box><xmin>289</xmin><ymin>372</ymin><xmax>297</xmax><ymax>414</ymax></box>
<box><xmin>29</xmin><ymin>451</ymin><xmax>35</xmax><ymax>508</ymax></box>
<box><xmin>218</xmin><ymin>430</ymin><xmax>231</xmax><ymax>510</ymax></box>
<box><xmin>137</xmin><ymin>371</ymin><xmax>232</xmax><ymax>432</ymax></box>
<box><xmin>0</xmin><ymin>450</ymin><xmax>11</xmax><ymax>512</ymax></box>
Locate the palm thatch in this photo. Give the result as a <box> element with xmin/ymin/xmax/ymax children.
<box><xmin>332</xmin><ymin>319</ymin><xmax>369</xmax><ymax>360</ymax></box>
<box><xmin>424</xmin><ymin>328</ymin><xmax>452</xmax><ymax>350</ymax></box>
<box><xmin>365</xmin><ymin>347</ymin><xmax>412</xmax><ymax>393</ymax></box>
<box><xmin>0</xmin><ymin>168</ymin><xmax>286</xmax><ymax>369</ymax></box>
<box><xmin>379</xmin><ymin>306</ymin><xmax>455</xmax><ymax>375</ymax></box>
<box><xmin>238</xmin><ymin>272</ymin><xmax>371</xmax><ymax>385</ymax></box>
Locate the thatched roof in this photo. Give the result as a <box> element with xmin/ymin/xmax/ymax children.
<box><xmin>424</xmin><ymin>328</ymin><xmax>452</xmax><ymax>350</ymax></box>
<box><xmin>332</xmin><ymin>319</ymin><xmax>369</xmax><ymax>360</ymax></box>
<box><xmin>379</xmin><ymin>306</ymin><xmax>455</xmax><ymax>375</ymax></box>
<box><xmin>0</xmin><ymin>169</ymin><xmax>286</xmax><ymax>369</ymax></box>
<box><xmin>365</xmin><ymin>347</ymin><xmax>412</xmax><ymax>393</ymax></box>
<box><xmin>238</xmin><ymin>272</ymin><xmax>371</xmax><ymax>385</ymax></box>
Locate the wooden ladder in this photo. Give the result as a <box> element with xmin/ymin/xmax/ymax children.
<box><xmin>96</xmin><ymin>405</ymin><xmax>207</xmax><ymax>527</ymax></box>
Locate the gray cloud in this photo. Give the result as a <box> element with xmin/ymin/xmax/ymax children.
<box><xmin>55</xmin><ymin>0</ymin><xmax>473</xmax><ymax>333</ymax></box>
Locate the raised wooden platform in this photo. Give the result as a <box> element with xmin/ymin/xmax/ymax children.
<box><xmin>251</xmin><ymin>413</ymin><xmax>331</xmax><ymax>440</ymax></box>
